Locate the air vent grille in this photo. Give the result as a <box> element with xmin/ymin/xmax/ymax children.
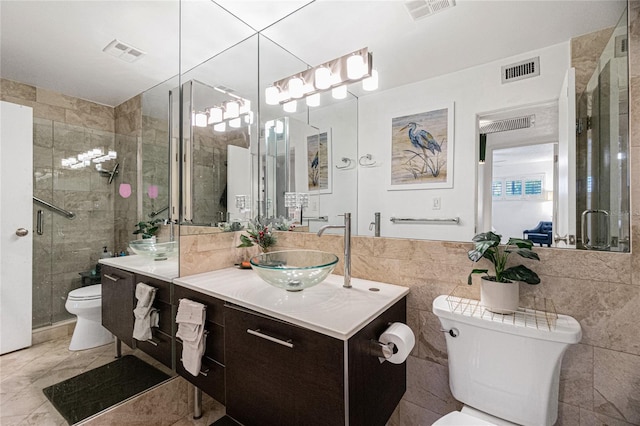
<box><xmin>404</xmin><ymin>0</ymin><xmax>456</xmax><ymax>21</ymax></box>
<box><xmin>501</xmin><ymin>57</ymin><xmax>540</xmax><ymax>84</ymax></box>
<box><xmin>615</xmin><ymin>35</ymin><xmax>628</xmax><ymax>57</ymax></box>
<box><xmin>479</xmin><ymin>115</ymin><xmax>535</xmax><ymax>134</ymax></box>
<box><xmin>103</xmin><ymin>39</ymin><xmax>146</xmax><ymax>63</ymax></box>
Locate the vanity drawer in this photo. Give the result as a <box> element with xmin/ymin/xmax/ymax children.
<box><xmin>136</xmin><ymin>274</ymin><xmax>171</xmax><ymax>304</ymax></box>
<box><xmin>174</xmin><ymin>284</ymin><xmax>224</xmax><ymax>326</ymax></box>
<box><xmin>176</xmin><ymin>321</ymin><xmax>224</xmax><ymax>365</ymax></box>
<box><xmin>176</xmin><ymin>341</ymin><xmax>225</xmax><ymax>404</ymax></box>
<box><xmin>156</xmin><ymin>299</ymin><xmax>173</xmax><ymax>336</ymax></box>
<box><xmin>136</xmin><ymin>329</ymin><xmax>172</xmax><ymax>369</ymax></box>
<box><xmin>101</xmin><ymin>265</ymin><xmax>135</xmax><ymax>347</ymax></box>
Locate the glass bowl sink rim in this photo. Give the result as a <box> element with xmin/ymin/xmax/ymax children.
<box><xmin>249</xmin><ymin>249</ymin><xmax>339</xmax><ymax>270</ymax></box>
<box><xmin>128</xmin><ymin>239</ymin><xmax>178</xmax><ymax>259</ymax></box>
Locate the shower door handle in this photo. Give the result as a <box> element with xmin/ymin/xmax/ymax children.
<box><xmin>15</xmin><ymin>228</ymin><xmax>29</xmax><ymax>237</ymax></box>
<box><xmin>581</xmin><ymin>209</ymin><xmax>610</xmax><ymax>250</ymax></box>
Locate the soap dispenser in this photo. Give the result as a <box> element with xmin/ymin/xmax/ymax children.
<box><xmin>100</xmin><ymin>246</ymin><xmax>112</xmax><ymax>258</ymax></box>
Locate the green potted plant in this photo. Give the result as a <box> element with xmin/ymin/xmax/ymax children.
<box><xmin>467</xmin><ymin>231</ymin><xmax>540</xmax><ymax>313</ymax></box>
<box><xmin>133</xmin><ymin>219</ymin><xmax>162</xmax><ymax>240</ymax></box>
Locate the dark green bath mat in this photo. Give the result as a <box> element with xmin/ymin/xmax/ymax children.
<box><xmin>42</xmin><ymin>354</ymin><xmax>171</xmax><ymax>424</ymax></box>
<box><xmin>211</xmin><ymin>415</ymin><xmax>243</xmax><ymax>426</ymax></box>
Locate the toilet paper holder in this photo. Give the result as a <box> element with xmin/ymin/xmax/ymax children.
<box><xmin>370</xmin><ymin>339</ymin><xmax>397</xmax><ymax>360</ymax></box>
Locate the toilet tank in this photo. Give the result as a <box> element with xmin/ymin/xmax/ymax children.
<box><xmin>432</xmin><ymin>295</ymin><xmax>581</xmax><ymax>426</ymax></box>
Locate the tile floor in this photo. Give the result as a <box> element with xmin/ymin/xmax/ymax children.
<box><xmin>0</xmin><ymin>335</ymin><xmax>225</xmax><ymax>425</ymax></box>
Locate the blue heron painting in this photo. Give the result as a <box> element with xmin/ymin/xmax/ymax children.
<box><xmin>307</xmin><ymin>131</ymin><xmax>330</xmax><ymax>191</ymax></box>
<box><xmin>391</xmin><ymin>108</ymin><xmax>449</xmax><ymax>185</ymax></box>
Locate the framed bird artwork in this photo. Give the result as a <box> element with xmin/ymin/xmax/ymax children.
<box><xmin>306</xmin><ymin>129</ymin><xmax>332</xmax><ymax>194</ymax></box>
<box><xmin>389</xmin><ymin>103</ymin><xmax>454</xmax><ymax>190</ymax></box>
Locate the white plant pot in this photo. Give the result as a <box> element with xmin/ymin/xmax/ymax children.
<box><xmin>480</xmin><ymin>277</ymin><xmax>519</xmax><ymax>314</ymax></box>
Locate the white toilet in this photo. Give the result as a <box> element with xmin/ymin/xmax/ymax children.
<box><xmin>432</xmin><ymin>295</ymin><xmax>582</xmax><ymax>426</ymax></box>
<box><xmin>65</xmin><ymin>284</ymin><xmax>113</xmax><ymax>351</ymax></box>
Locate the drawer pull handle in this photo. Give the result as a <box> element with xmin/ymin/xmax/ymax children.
<box><xmin>247</xmin><ymin>328</ymin><xmax>293</xmax><ymax>348</ymax></box>
<box><xmin>103</xmin><ymin>274</ymin><xmax>119</xmax><ymax>282</ymax></box>
<box><xmin>147</xmin><ymin>339</ymin><xmax>158</xmax><ymax>347</ymax></box>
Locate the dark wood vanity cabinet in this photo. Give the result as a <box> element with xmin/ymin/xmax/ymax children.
<box><xmin>225</xmin><ymin>305</ymin><xmax>345</xmax><ymax>426</ymax></box>
<box><xmin>101</xmin><ymin>265</ymin><xmax>174</xmax><ymax>369</ymax></box>
<box><xmin>173</xmin><ymin>285</ymin><xmax>226</xmax><ymax>405</ymax></box>
<box><xmin>134</xmin><ymin>274</ymin><xmax>173</xmax><ymax>369</ymax></box>
<box><xmin>101</xmin><ymin>265</ymin><xmax>136</xmax><ymax>348</ymax></box>
<box><xmin>224</xmin><ymin>298</ymin><xmax>407</xmax><ymax>426</ymax></box>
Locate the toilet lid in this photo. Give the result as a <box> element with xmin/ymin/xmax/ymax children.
<box><xmin>68</xmin><ymin>284</ymin><xmax>102</xmax><ymax>301</ymax></box>
<box><xmin>432</xmin><ymin>411</ymin><xmax>497</xmax><ymax>426</ymax></box>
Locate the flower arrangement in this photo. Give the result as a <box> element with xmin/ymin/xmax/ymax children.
<box><xmin>237</xmin><ymin>217</ymin><xmax>277</xmax><ymax>252</ymax></box>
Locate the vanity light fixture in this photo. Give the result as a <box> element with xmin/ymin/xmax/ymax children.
<box><xmin>362</xmin><ymin>69</ymin><xmax>379</xmax><ymax>91</ymax></box>
<box><xmin>332</xmin><ymin>85</ymin><xmax>347</xmax><ymax>100</ymax></box>
<box><xmin>213</xmin><ymin>122</ymin><xmax>226</xmax><ymax>132</ymax></box>
<box><xmin>267</xmin><ymin>47</ymin><xmax>376</xmax><ymax>111</ymax></box>
<box><xmin>61</xmin><ymin>147</ymin><xmax>117</xmax><ymax>170</ymax></box>
<box><xmin>229</xmin><ymin>117</ymin><xmax>242</xmax><ymax>128</ymax></box>
<box><xmin>306</xmin><ymin>93</ymin><xmax>321</xmax><ymax>107</ymax></box>
<box><xmin>283</xmin><ymin>100</ymin><xmax>297</xmax><ymax>113</ymax></box>
<box><xmin>194</xmin><ymin>112</ymin><xmax>208</xmax><ymax>128</ymax></box>
<box><xmin>224</xmin><ymin>101</ymin><xmax>240</xmax><ymax>119</ymax></box>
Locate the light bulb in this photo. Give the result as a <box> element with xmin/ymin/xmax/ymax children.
<box><xmin>265</xmin><ymin>86</ymin><xmax>280</xmax><ymax>105</ymax></box>
<box><xmin>347</xmin><ymin>54</ymin><xmax>365</xmax><ymax>79</ymax></box>
<box><xmin>315</xmin><ymin>67</ymin><xmax>332</xmax><ymax>90</ymax></box>
<box><xmin>288</xmin><ymin>77</ymin><xmax>304</xmax><ymax>99</ymax></box>
<box><xmin>208</xmin><ymin>107</ymin><xmax>223</xmax><ymax>124</ymax></box>
<box><xmin>306</xmin><ymin>93</ymin><xmax>320</xmax><ymax>107</ymax></box>
<box><xmin>239</xmin><ymin>100</ymin><xmax>251</xmax><ymax>114</ymax></box>
<box><xmin>332</xmin><ymin>85</ymin><xmax>347</xmax><ymax>100</ymax></box>
<box><xmin>213</xmin><ymin>122</ymin><xmax>226</xmax><ymax>132</ymax></box>
<box><xmin>362</xmin><ymin>69</ymin><xmax>379</xmax><ymax>91</ymax></box>
<box><xmin>229</xmin><ymin>117</ymin><xmax>241</xmax><ymax>128</ymax></box>
<box><xmin>108</xmin><ymin>150</ymin><xmax>117</xmax><ymax>159</ymax></box>
<box><xmin>194</xmin><ymin>112</ymin><xmax>207</xmax><ymax>127</ymax></box>
<box><xmin>224</xmin><ymin>101</ymin><xmax>239</xmax><ymax>119</ymax></box>
<box><xmin>283</xmin><ymin>100</ymin><xmax>297</xmax><ymax>113</ymax></box>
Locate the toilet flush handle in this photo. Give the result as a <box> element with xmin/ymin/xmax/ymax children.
<box><xmin>440</xmin><ymin>328</ymin><xmax>459</xmax><ymax>338</ymax></box>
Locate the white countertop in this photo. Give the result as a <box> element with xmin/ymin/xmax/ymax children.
<box><xmin>174</xmin><ymin>268</ymin><xmax>409</xmax><ymax>341</ymax></box>
<box><xmin>99</xmin><ymin>255</ymin><xmax>179</xmax><ymax>281</ymax></box>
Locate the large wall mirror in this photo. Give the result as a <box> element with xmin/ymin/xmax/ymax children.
<box><xmin>175</xmin><ymin>0</ymin><xmax>630</xmax><ymax>253</ymax></box>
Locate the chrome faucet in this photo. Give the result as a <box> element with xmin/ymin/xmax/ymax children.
<box><xmin>317</xmin><ymin>213</ymin><xmax>352</xmax><ymax>288</ymax></box>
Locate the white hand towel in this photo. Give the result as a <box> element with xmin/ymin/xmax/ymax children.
<box><xmin>133</xmin><ymin>283</ymin><xmax>157</xmax><ymax>341</ymax></box>
<box><xmin>176</xmin><ymin>298</ymin><xmax>206</xmax><ymax>376</ymax></box>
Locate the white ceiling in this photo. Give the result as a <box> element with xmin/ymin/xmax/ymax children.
<box><xmin>0</xmin><ymin>0</ymin><xmax>627</xmax><ymax>107</ymax></box>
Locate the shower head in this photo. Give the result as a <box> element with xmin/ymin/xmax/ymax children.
<box><xmin>108</xmin><ymin>162</ymin><xmax>119</xmax><ymax>184</ymax></box>
<box><xmin>98</xmin><ymin>162</ymin><xmax>119</xmax><ymax>184</ymax></box>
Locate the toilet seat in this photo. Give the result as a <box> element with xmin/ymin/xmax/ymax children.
<box><xmin>432</xmin><ymin>411</ymin><xmax>497</xmax><ymax>426</ymax></box>
<box><xmin>68</xmin><ymin>284</ymin><xmax>102</xmax><ymax>301</ymax></box>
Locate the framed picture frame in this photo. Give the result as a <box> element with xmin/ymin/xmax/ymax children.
<box><xmin>388</xmin><ymin>102</ymin><xmax>454</xmax><ymax>190</ymax></box>
<box><xmin>307</xmin><ymin>129</ymin><xmax>332</xmax><ymax>194</ymax></box>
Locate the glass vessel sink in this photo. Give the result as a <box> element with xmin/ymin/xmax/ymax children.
<box><xmin>249</xmin><ymin>250</ymin><xmax>339</xmax><ymax>291</ymax></box>
<box><xmin>129</xmin><ymin>239</ymin><xmax>178</xmax><ymax>261</ymax></box>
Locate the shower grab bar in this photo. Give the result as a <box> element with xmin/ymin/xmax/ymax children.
<box><xmin>33</xmin><ymin>197</ymin><xmax>75</xmax><ymax>219</ymax></box>
<box><xmin>36</xmin><ymin>210</ymin><xmax>43</xmax><ymax>235</ymax></box>
<box><xmin>390</xmin><ymin>217</ymin><xmax>460</xmax><ymax>224</ymax></box>
<box><xmin>148</xmin><ymin>206</ymin><xmax>169</xmax><ymax>218</ymax></box>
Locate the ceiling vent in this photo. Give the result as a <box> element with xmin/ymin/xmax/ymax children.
<box><xmin>103</xmin><ymin>39</ymin><xmax>146</xmax><ymax>63</ymax></box>
<box><xmin>615</xmin><ymin>35</ymin><xmax>628</xmax><ymax>58</ymax></box>
<box><xmin>479</xmin><ymin>115</ymin><xmax>535</xmax><ymax>134</ymax></box>
<box><xmin>404</xmin><ymin>0</ymin><xmax>456</xmax><ymax>21</ymax></box>
<box><xmin>501</xmin><ymin>57</ymin><xmax>540</xmax><ymax>84</ymax></box>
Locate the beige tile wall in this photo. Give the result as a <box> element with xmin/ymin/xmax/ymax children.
<box><xmin>178</xmin><ymin>3</ymin><xmax>640</xmax><ymax>424</ymax></box>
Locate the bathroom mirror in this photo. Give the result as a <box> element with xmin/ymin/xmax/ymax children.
<box><xmin>257</xmin><ymin>34</ymin><xmax>359</xmax><ymax>233</ymax></box>
<box><xmin>178</xmin><ymin>3</ymin><xmax>258</xmax><ymax>228</ymax></box>
<box><xmin>249</xmin><ymin>0</ymin><xmax>629</xmax><ymax>251</ymax></box>
<box><xmin>476</xmin><ymin>7</ymin><xmax>629</xmax><ymax>252</ymax></box>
